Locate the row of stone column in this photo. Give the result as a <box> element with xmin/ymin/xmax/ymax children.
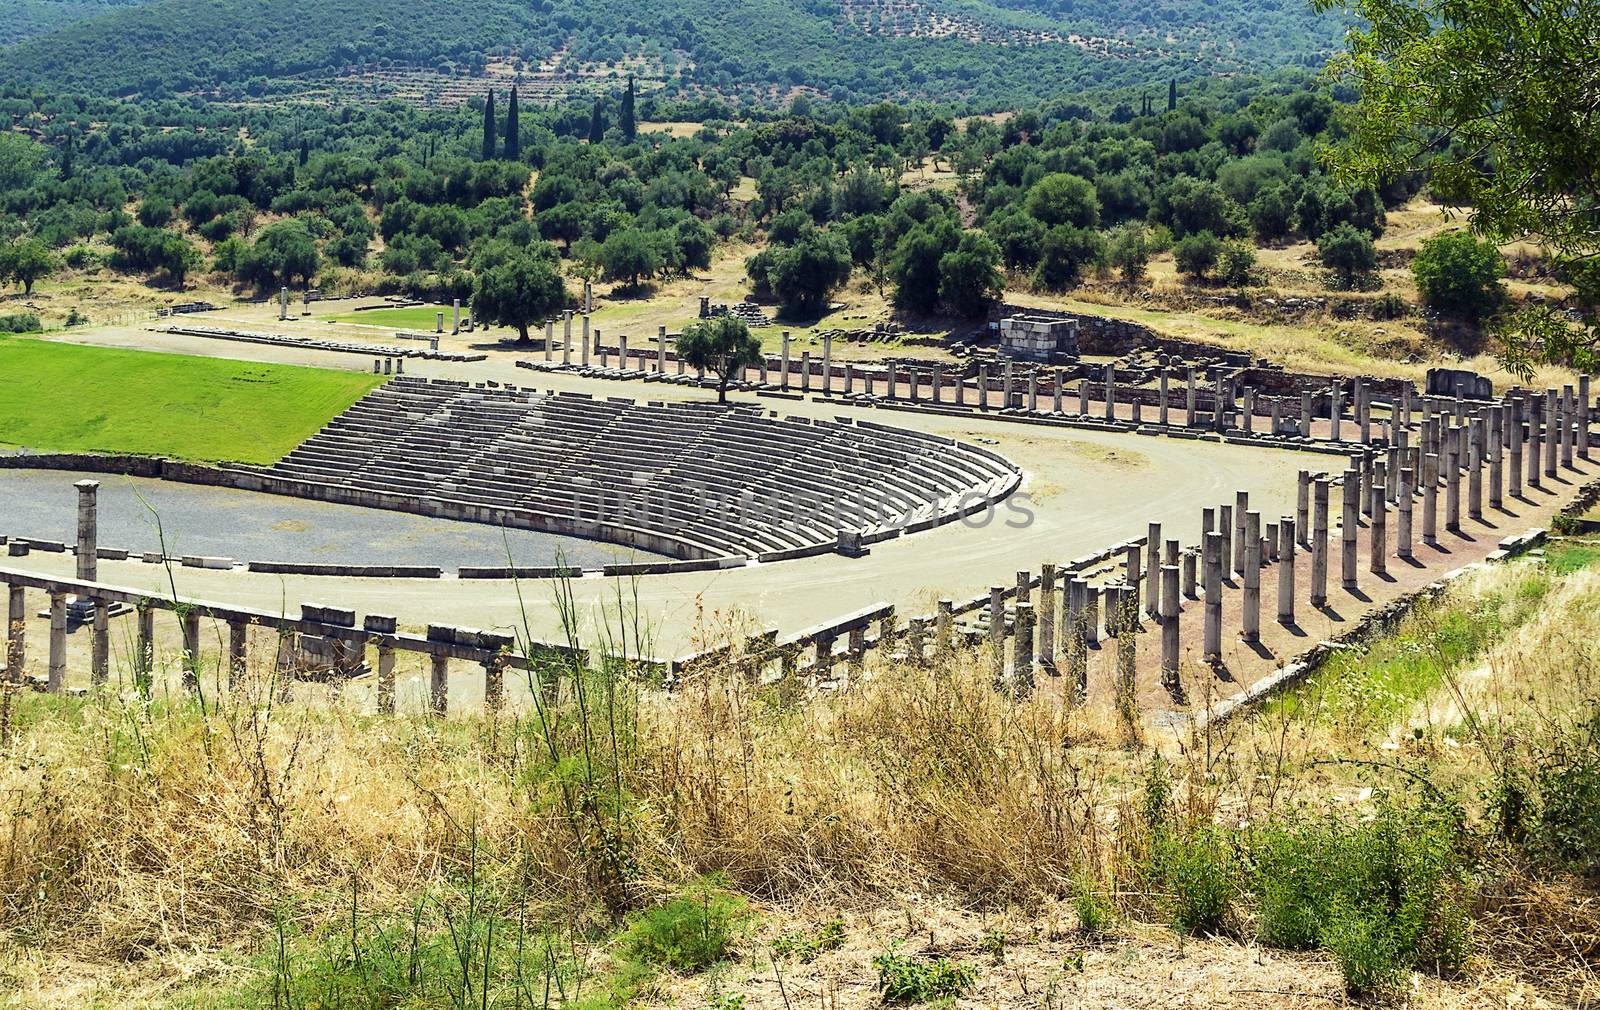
<box><xmin>0</xmin><ymin>582</ymin><xmax>523</xmax><ymax>718</ymax></box>
<box><xmin>371</xmin><ymin>356</ymin><xmax>406</xmax><ymax>375</ymax></box>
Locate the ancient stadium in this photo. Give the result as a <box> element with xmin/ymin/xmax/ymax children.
<box><xmin>2</xmin><ymin>296</ymin><xmax>1593</xmax><ymax>717</ymax></box>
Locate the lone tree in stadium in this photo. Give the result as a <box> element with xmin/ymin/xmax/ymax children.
<box><xmin>678</xmin><ymin>315</ymin><xmax>763</xmax><ymax>403</ymax></box>
<box><xmin>471</xmin><ymin>249</ymin><xmax>567</xmax><ymax>345</ymax></box>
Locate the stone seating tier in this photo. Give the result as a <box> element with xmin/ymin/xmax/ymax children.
<box><xmin>259</xmin><ymin>377</ymin><xmax>1019</xmax><ymax>559</ymax></box>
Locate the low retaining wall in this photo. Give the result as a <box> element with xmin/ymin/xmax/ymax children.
<box><xmin>247</xmin><ymin>561</ymin><xmax>443</xmax><ymax>578</ymax></box>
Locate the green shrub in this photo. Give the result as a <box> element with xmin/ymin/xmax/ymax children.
<box><xmin>1322</xmin><ymin>903</ymin><xmax>1406</xmax><ymax>996</ymax></box>
<box><xmin>1156</xmin><ymin>827</ymin><xmax>1238</xmax><ymax>936</ymax></box>
<box><xmin>872</xmin><ymin>947</ymin><xmax>977</xmax><ymax>1003</ymax></box>
<box><xmin>1248</xmin><ymin>801</ymin><xmax>1469</xmax><ymax>996</ymax></box>
<box><xmin>0</xmin><ymin>312</ymin><xmax>42</xmax><ymax>334</ymax></box>
<box><xmin>1533</xmin><ymin>706</ymin><xmax>1600</xmax><ymax>875</ymax></box>
<box><xmin>773</xmin><ymin>918</ymin><xmax>846</xmax><ymax>961</ymax></box>
<box><xmin>1071</xmin><ymin>877</ymin><xmax>1116</xmax><ymax>936</ymax></box>
<box><xmin>620</xmin><ymin>885</ymin><xmax>748</xmax><ymax>973</ymax></box>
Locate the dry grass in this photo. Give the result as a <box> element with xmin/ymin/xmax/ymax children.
<box><xmin>3</xmin><ymin>558</ymin><xmax>1600</xmax><ymax>1006</ymax></box>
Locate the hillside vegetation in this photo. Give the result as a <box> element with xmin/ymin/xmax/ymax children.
<box><xmin>0</xmin><ymin>0</ymin><xmax>1346</xmax><ymax>105</ymax></box>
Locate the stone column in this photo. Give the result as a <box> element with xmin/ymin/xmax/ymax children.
<box><xmin>1002</xmin><ymin>360</ymin><xmax>1015</xmax><ymax>408</ymax></box>
<box><xmin>1331</xmin><ymin>384</ymin><xmax>1343</xmax><ymax>440</ymax></box>
<box><xmin>977</xmin><ymin>365</ymin><xmax>989</xmax><ymax>409</ymax></box>
<box><xmin>1124</xmin><ymin>545</ymin><xmax>1142</xmax><ymax>618</ymax></box>
<box><xmin>484</xmin><ymin>653</ymin><xmax>505</xmax><ymax>713</ymax></box>
<box><xmin>227</xmin><ymin>619</ymin><xmax>247</xmax><ymax>690</ymax></box>
<box><xmin>1300</xmin><ymin>390</ymin><xmax>1313</xmax><ymax>438</ymax></box>
<box><xmin>181</xmin><ymin>609</ymin><xmax>201</xmax><ymax>693</ymax></box>
<box><xmin>988</xmin><ymin>585</ymin><xmax>1006</xmax><ymax>683</ymax></box>
<box><xmin>933</xmin><ymin>365</ymin><xmax>944</xmax><ymax>405</ymax></box>
<box><xmin>1182</xmin><ymin>549</ymin><xmax>1197</xmax><ymax>599</ymax></box>
<box><xmin>1038</xmin><ymin>564</ymin><xmax>1056</xmax><ymax>670</ymax></box>
<box><xmin>1052</xmin><ymin>370</ymin><xmax>1063</xmax><ymax>413</ymax></box>
<box><xmin>278</xmin><ymin>286</ymin><xmax>289</xmax><ymax>321</ymax></box>
<box><xmin>780</xmin><ymin>332</ymin><xmax>791</xmax><ymax>391</ymax></box>
<box><xmin>1545</xmin><ymin>388</ymin><xmax>1559</xmax><ymax>477</ymax></box>
<box><xmin>1370</xmin><ymin>462</ymin><xmax>1388</xmax><ymax>576</ymax></box>
<box><xmin>1422</xmin><ymin>451</ymin><xmax>1440</xmax><ymax>544</ymax></box>
<box><xmin>1357</xmin><ymin>378</ymin><xmax>1371</xmax><ymax>443</ymax></box>
<box><xmin>1271</xmin><ymin>399</ymin><xmax>1282</xmax><ymax>437</ymax></box>
<box><xmin>1161</xmin><ymin>564</ymin><xmax>1181</xmax><ymax>692</ymax></box>
<box><xmin>1487</xmin><ymin>406</ymin><xmax>1503</xmax><ymax>509</ymax></box>
<box><xmin>1084</xmin><ymin>584</ymin><xmax>1100</xmax><ymax>646</ymax></box>
<box><xmin>1243</xmin><ymin>387</ymin><xmax>1256</xmax><ymax>434</ymax></box>
<box><xmin>580</xmin><ymin>315</ymin><xmax>591</xmax><ymax>367</ymax></box>
<box><xmin>1468</xmin><ymin>419</ymin><xmax>1484</xmax><ymax>521</ymax></box>
<box><xmin>1203</xmin><ymin>531</ymin><xmax>1222</xmax><ymax>662</ymax></box>
<box><xmin>801</xmin><ymin>351</ymin><xmax>813</xmax><ymax>393</ymax></box>
<box><xmin>821</xmin><ymin>334</ymin><xmax>833</xmax><ymax>394</ymax></box>
<box><xmin>1145</xmin><ymin>523</ymin><xmax>1161</xmax><ymax>620</ymax></box>
<box><xmin>451</xmin><ymin>297</ymin><xmax>460</xmax><ymax>335</ymax></box>
<box><xmin>1113</xmin><ymin>588</ymin><xmax>1137</xmax><ymax>703</ymax></box>
<box><xmin>1186</xmin><ymin>367</ymin><xmax>1198</xmax><ymax>428</ymax></box>
<box><xmin>1241</xmin><ymin>511</ymin><xmax>1261</xmax><ymax>642</ymax></box>
<box><xmin>1159</xmin><ymin>368</ymin><xmax>1170</xmax><ymax>426</ymax></box>
<box><xmin>1529</xmin><ymin>405</ymin><xmax>1543</xmax><ymax>489</ymax></box>
<box><xmin>1277</xmin><ymin>518</ymin><xmax>1296</xmax><ymax>625</ymax></box>
<box><xmin>47</xmin><ymin>592</ymin><xmax>67</xmax><ymax>693</ymax></box>
<box><xmin>136</xmin><ymin>603</ymin><xmax>155</xmax><ymax>692</ymax></box>
<box><xmin>1296</xmin><ymin>471</ymin><xmax>1310</xmax><ymax>547</ymax></box>
<box><xmin>1311</xmin><ymin>478</ymin><xmax>1330</xmax><ymax>608</ymax></box>
<box><xmin>429</xmin><ymin>653</ymin><xmax>449</xmax><ymax>717</ymax></box>
<box><xmin>1446</xmin><ymin>443</ymin><xmax>1462</xmax><ymax>531</ymax></box>
<box><xmin>1067</xmin><ymin>580</ymin><xmax>1088</xmax><ymax>697</ymax></box>
<box><xmin>5</xmin><ymin>584</ymin><xmax>24</xmax><ymax>685</ymax></box>
<box><xmin>1215</xmin><ymin>373</ymin><xmax>1229</xmax><ymax>431</ymax></box>
<box><xmin>1233</xmin><ymin>490</ymin><xmax>1249</xmax><ymax>578</ymax></box>
<box><xmin>1341</xmin><ymin>468</ymin><xmax>1360</xmax><ymax>590</ymax></box>
<box><xmin>1397</xmin><ymin>467</ymin><xmax>1414</xmax><ymax>560</ymax></box>
<box><xmin>91</xmin><ymin>600</ymin><xmax>110</xmax><ymax>687</ymax></box>
<box><xmin>544</xmin><ymin>319</ymin><xmax>554</xmax><ymax>361</ymax></box>
<box><xmin>1079</xmin><ymin>378</ymin><xmax>1090</xmax><ymax>416</ymax></box>
<box><xmin>1104</xmin><ymin>364</ymin><xmax>1116</xmax><ymax>421</ymax></box>
<box><xmin>1218</xmin><ymin>504</ymin><xmax>1234</xmax><ymax>576</ymax></box>
<box><xmin>436</xmin><ymin>310</ymin><xmax>445</xmax><ymax>334</ymax></box>
<box><xmin>1012</xmin><ymin>602</ymin><xmax>1035</xmax><ymax>696</ymax></box>
<box><xmin>936</xmin><ymin>599</ymin><xmax>953</xmax><ymax>657</ymax></box>
<box><xmin>618</xmin><ymin>333</ymin><xmax>629</xmax><ymax>371</ymax></box>
<box><xmin>1581</xmin><ymin>375</ymin><xmax>1592</xmax><ymax>460</ymax></box>
<box><xmin>814</xmin><ymin>634</ymin><xmax>836</xmax><ymax>682</ymax></box>
<box><xmin>75</xmin><ymin>480</ymin><xmax>99</xmax><ymax>582</ymax></box>
<box><xmin>1027</xmin><ymin>371</ymin><xmax>1038</xmax><ymax>412</ymax></box>
<box><xmin>562</xmin><ymin>311</ymin><xmax>572</xmax><ymax>365</ymax></box>
<box><xmin>1509</xmin><ymin>398</ymin><xmax>1524</xmax><ymax>497</ymax></box>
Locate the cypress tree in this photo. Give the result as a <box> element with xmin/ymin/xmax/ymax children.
<box><xmin>481</xmin><ymin>89</ymin><xmax>497</xmax><ymax>160</ymax></box>
<box><xmin>504</xmin><ymin>84</ymin><xmax>521</xmax><ymax>161</ymax></box>
<box><xmin>1167</xmin><ymin>79</ymin><xmax>1177</xmax><ymax>112</ymax></box>
<box><xmin>298</xmin><ymin>138</ymin><xmax>310</xmax><ymax>166</ymax></box>
<box><xmin>620</xmin><ymin>75</ymin><xmax>636</xmax><ymax>141</ymax></box>
<box><xmin>588</xmin><ymin>99</ymin><xmax>607</xmax><ymax>144</ymax></box>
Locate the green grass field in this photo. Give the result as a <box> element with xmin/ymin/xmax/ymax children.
<box><xmin>0</xmin><ymin>337</ymin><xmax>381</xmax><ymax>464</ymax></box>
<box><xmin>328</xmin><ymin>305</ymin><xmax>452</xmax><ymax>330</ymax></box>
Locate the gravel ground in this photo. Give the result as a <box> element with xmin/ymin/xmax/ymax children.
<box><xmin>0</xmin><ymin>468</ymin><xmax>663</xmax><ymax>569</ymax></box>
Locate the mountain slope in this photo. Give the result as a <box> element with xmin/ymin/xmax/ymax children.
<box><xmin>0</xmin><ymin>0</ymin><xmax>1346</xmax><ymax>105</ymax></box>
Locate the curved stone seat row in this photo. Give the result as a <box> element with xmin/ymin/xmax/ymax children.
<box><xmin>259</xmin><ymin>377</ymin><xmax>1021</xmax><ymax>560</ymax></box>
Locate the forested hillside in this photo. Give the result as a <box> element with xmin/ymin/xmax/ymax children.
<box><xmin>0</xmin><ymin>0</ymin><xmax>148</xmax><ymax>45</ymax></box>
<box><xmin>0</xmin><ymin>0</ymin><xmax>1346</xmax><ymax>107</ymax></box>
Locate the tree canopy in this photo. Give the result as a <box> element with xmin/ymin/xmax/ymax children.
<box><xmin>677</xmin><ymin>314</ymin><xmax>763</xmax><ymax>403</ymax></box>
<box><xmin>1319</xmin><ymin>0</ymin><xmax>1600</xmax><ymax>371</ymax></box>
